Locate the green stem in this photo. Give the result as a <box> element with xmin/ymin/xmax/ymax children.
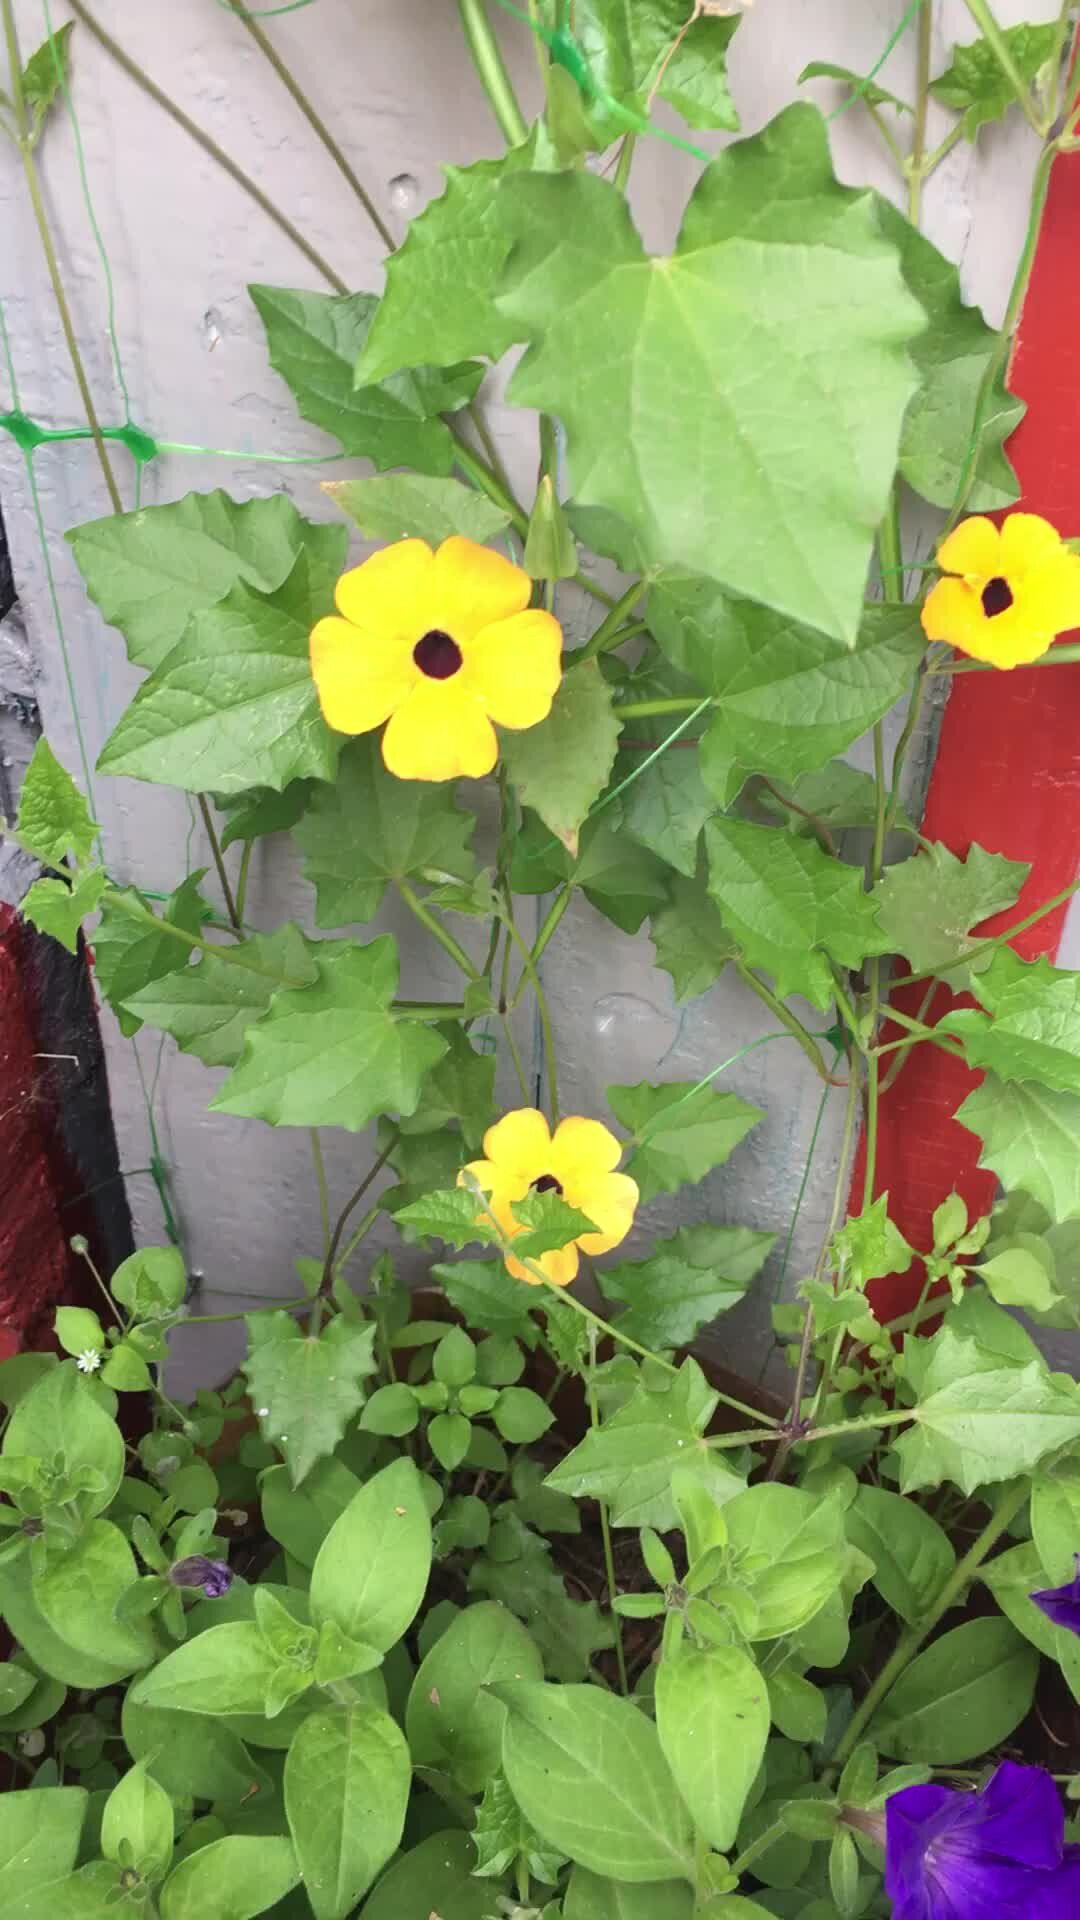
<box><xmin>333</xmin><ymin>1206</ymin><xmax>381</xmax><ymax>1277</ymax></box>
<box><xmin>614</xmin><ymin>696</ymin><xmax>707</xmax><ymax>719</ymax></box>
<box><xmin>576</xmin><ymin>579</ymin><xmax>650</xmax><ymax>663</ymax></box>
<box><xmin>906</xmin><ymin>0</ymin><xmax>933</xmax><ymax>223</ymax></box>
<box><xmin>734</xmin><ymin>962</ymin><xmax>844</xmax><ymax>1086</ymax></box>
<box><xmin>731</xmin><ymin>1816</ymin><xmax>791</xmax><ymax>1880</ymax></box>
<box><xmin>182</xmin><ymin>1295</ymin><xmax>313</xmax><ymax>1325</ymax></box>
<box><xmin>197</xmin><ymin>794</ymin><xmax>242</xmax><ymax>929</ymax></box>
<box><xmin>587</xmin><ymin>1331</ymin><xmax>629</xmax><ymax>1693</ymax></box>
<box><xmin>317</xmin><ymin>1139</ymin><xmax>398</xmax><ymax>1295</ymax></box>
<box><xmin>919</xmin><ymin>121</ymin><xmax>964</xmax><ymax>178</ymax></box>
<box><xmin>451</xmin><ymin>436</ymin><xmax>530</xmax><ymax>540</ymax></box>
<box><xmin>226</xmin><ymin>0</ymin><xmax>397</xmax><ymax>251</ymax></box>
<box><xmin>830</xmin><ymin>1479</ymin><xmax>1029</xmax><ymax>1768</ymax></box>
<box><xmin>310</xmin><ymin>1131</ymin><xmax>331</xmax><ymax>1263</ymax></box>
<box><xmin>866</xmin><ymin>102</ymin><xmax>907</xmax><ymax>175</ymax></box>
<box><xmin>959</xmin><ymin>0</ymin><xmax>1046</xmax><ymax>134</ymax></box>
<box><xmin>879</xmin><ymin>977</ymin><xmax>941</xmax><ymax>1089</ymax></box>
<box><xmin>397</xmin><ymin>880</ymin><xmax>483</xmax><ymax>982</ymax></box>
<box><xmin>878</xmin><ymin>1003</ymin><xmax>966</xmax><ymax>1059</ymax></box>
<box><xmin>234</xmin><ymin>840</ymin><xmax>254</xmax><ymax>924</ymax></box>
<box><xmin>613</xmin><ymin>130</ymin><xmax>637</xmax><ymax>193</ymax></box>
<box><xmin>501</xmin><ymin>904</ymin><xmax>560</xmax><ymax>1122</ymax></box>
<box><xmin>2</xmin><ymin>0</ymin><xmax>123</xmax><ymax>512</ymax></box>
<box><xmin>103</xmin><ymin>892</ymin><xmax>303</xmax><ymax>983</ymax></box>
<box><xmin>883</xmin><ymin>664</ymin><xmax>928</xmax><ymax>840</ymax></box>
<box><xmin>71</xmin><ymin>1239</ymin><xmax>127</xmax><ymax>1332</ymax></box>
<box><xmin>933</xmin><ymin>639</ymin><xmax>1080</xmax><ymax>672</ymax></box>
<box><xmin>65</xmin><ymin>0</ymin><xmax>349</xmax><ymax>292</ymax></box>
<box><xmin>457</xmin><ymin>0</ymin><xmax>529</xmax><ymax>145</ymax></box>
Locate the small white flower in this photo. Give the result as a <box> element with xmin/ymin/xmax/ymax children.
<box><xmin>18</xmin><ymin>1730</ymin><xmax>46</xmax><ymax>1757</ymax></box>
<box><xmin>75</xmin><ymin>1349</ymin><xmax>102</xmax><ymax>1374</ymax></box>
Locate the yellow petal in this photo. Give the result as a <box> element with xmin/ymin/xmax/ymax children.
<box><xmin>935</xmin><ymin>516</ymin><xmax>1000</xmax><ymax>580</ymax></box>
<box><xmin>458</xmin><ymin>1160</ymin><xmax>525</xmax><ymax>1233</ymax></box>
<box><xmin>1022</xmin><ymin>552</ymin><xmax>1080</xmax><ymax>637</ymax></box>
<box><xmin>335</xmin><ymin>539</ymin><xmax>435</xmax><ymax>640</ymax></box>
<box><xmin>310</xmin><ymin>616</ymin><xmax>414</xmax><ymax>734</ymax></box>
<box><xmin>381</xmin><ymin>682</ymin><xmax>498</xmax><ymax>782</ymax></box>
<box><xmin>920</xmin><ymin>576</ymin><xmax>983</xmax><ymax>648</ymax></box>
<box><xmin>548</xmin><ymin>1115</ymin><xmax>623</xmax><ymax>1184</ymax></box>
<box><xmin>433</xmin><ymin>536</ymin><xmax>531</xmax><ymax>642</ymax></box>
<box><xmin>572</xmin><ymin>1172</ymin><xmax>639</xmax><ymax>1256</ymax></box>
<box><xmin>481</xmin><ymin>1108</ymin><xmax>552</xmax><ymax>1181</ymax></box>
<box><xmin>463</xmin><ymin>610</ymin><xmax>564</xmax><ymax>729</ymax></box>
<box><xmin>963</xmin><ymin>612</ymin><xmax>1054</xmax><ymax>669</ymax></box>
<box><xmin>507</xmin><ymin>1242</ymin><xmax>579</xmax><ymax>1287</ymax></box>
<box><xmin>999</xmin><ymin>512</ymin><xmax>1064</xmax><ymax>579</ymax></box>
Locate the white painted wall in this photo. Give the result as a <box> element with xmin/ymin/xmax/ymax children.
<box><xmin>0</xmin><ymin>0</ymin><xmax>1059</xmax><ymax>1390</ymax></box>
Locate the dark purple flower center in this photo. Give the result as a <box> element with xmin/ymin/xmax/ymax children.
<box><xmin>414</xmin><ymin>628</ymin><xmax>463</xmax><ymax>679</ymax></box>
<box><xmin>168</xmin><ymin>1554</ymin><xmax>233</xmax><ymax>1598</ymax></box>
<box><xmin>981</xmin><ymin>575</ymin><xmax>1014</xmax><ymax>618</ymax></box>
<box><xmin>532</xmin><ymin>1173</ymin><xmax>563</xmax><ymax>1195</ymax></box>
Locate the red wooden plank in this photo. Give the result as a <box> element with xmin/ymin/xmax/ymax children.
<box><xmin>860</xmin><ymin>122</ymin><xmax>1080</xmax><ymax>1317</ymax></box>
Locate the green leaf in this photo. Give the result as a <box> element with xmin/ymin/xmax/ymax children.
<box><xmin>284</xmin><ymin>1708</ymin><xmax>409</xmax><ymax>1920</ymax></box>
<box><xmin>876</xmin><ymin>198</ymin><xmax>1023</xmax><ymax>511</ymax></box>
<box><xmin>831</xmin><ymin>1195</ymin><xmax>915</xmax><ymax>1289</ymax></box>
<box><xmin>21</xmin><ymin>22</ymin><xmax>75</xmax><ymax>140</ymax></box>
<box><xmin>766</xmin><ymin>1668</ymin><xmax>828</xmax><ymax>1746</ymax></box>
<box><xmin>121</xmin><ymin>1694</ymin><xmax>272</xmax><ymax>1807</ymax></box>
<box><xmin>7</xmin><ymin>1862</ymin><xmax>132</xmax><ymax>1920</ymax></box>
<box><xmin>213</xmin><ymin>936</ymin><xmax>447</xmax><ymax>1129</ymax></box>
<box><xmin>242</xmin><ymin>1312</ymin><xmax>376</xmax><ymax>1485</ymax></box>
<box><xmin>294</xmin><ymin>736</ymin><xmax>476</xmax><ymax>928</ymax></box>
<box><xmin>98</xmin><ymin>543</ymin><xmax>346</xmax><ymax>795</ymax></box>
<box><xmin>508</xmin><ymin>1189</ymin><xmax>600</xmax><ymax>1263</ymax></box>
<box><xmin>433</xmin><ymin>1260</ymin><xmax>539</xmax><ymax>1341</ymax></box>
<box><xmin>0</xmin><ymin>1664</ymin><xmax>37</xmax><ymax>1715</ymax></box>
<box><xmin>159</xmin><ymin>1835</ymin><xmax>299</xmax><ymax>1920</ymax></box>
<box><xmin>800</xmin><ymin>59</ymin><xmax>912</xmax><ymax>114</ymax></box>
<box><xmin>897</xmin><ymin>1352</ymin><xmax>1080</xmax><ymax>1494</ymax></box>
<box><xmin>8</xmin><ymin>738</ymin><xmax>98</xmax><ymax>867</ymax></box>
<box><xmin>546</xmin><ymin>1357</ymin><xmax>745</xmax><ymax>1529</ymax></box>
<box><xmin>399</xmin><ymin>1021</ymin><xmax>495</xmax><ymax>1152</ymax></box>
<box><xmin>502</xmin><ymin>663</ymin><xmax>621</xmax><ymax>856</ymax></box>
<box><xmin>930</xmin><ymin>23</ymin><xmax>1058</xmax><ymax>139</ymax></box>
<box><xmin>67</xmin><ymin>490</ymin><xmax>337</xmax><ymax>672</ymax></box>
<box><xmin>608</xmin><ymin>1079</ymin><xmax>763</xmax><ymax>1204</ymax></box>
<box><xmin>567</xmin><ymin>0</ymin><xmax>739</xmax><ymax>143</ymax></box>
<box><xmin>957</xmin><ymin>1073</ymin><xmax>1080</xmax><ymax>1224</ymax></box>
<box><xmin>658</xmin><ymin>13</ymin><xmax>740</xmax><ymax>132</ymax></box>
<box><xmin>31</xmin><ymin>1520</ymin><xmax>156</xmax><ymax>1680</ymax></box>
<box><xmin>123</xmin><ymin>924</ymin><xmax>318</xmax><ymax>1068</ymax></box>
<box><xmin>383</xmin><ymin>1128</ymin><xmax>468</xmax><ymax>1224</ymax></box>
<box><xmin>525</xmin><ymin>474</ymin><xmax>578</xmax><ymax>581</ymax></box>
<box><xmin>511</xmin><ymin>812</ymin><xmax>669</xmax><ymax>935</ymax></box>
<box><xmin>20</xmin><ymin>866</ymin><xmax>104</xmax><ymax>953</ymax></box>
<box><xmin>496</xmin><ymin>1681</ymin><xmax>694</xmax><ymax>1882</ymax></box>
<box><xmin>250</xmin><ymin>285</ymin><xmax>480</xmax><ymax>472</ymax></box>
<box><xmin>470</xmin><ymin>1516</ymin><xmax>614</xmax><ymax>1681</ymax></box>
<box><xmin>324</xmin><ymin>473</ymin><xmax>510</xmax><ymax>545</ymax></box>
<box><xmin>262</xmin><ymin>1456</ymin><xmax>362</xmax><ymax>1567</ymax></box>
<box><xmin>565</xmin><ymin>1871</ymin><xmax>695</xmax><ymax>1919</ymax></box>
<box><xmin>395</xmin><ymin>1189</ymin><xmax>486</xmax><ymax>1250</ymax></box>
<box><xmin>845</xmin><ymin>1486</ymin><xmax>956</xmax><ymax>1626</ymax></box>
<box><xmin>493</xmin><ymin>1386</ymin><xmax>555</xmax><ymax>1444</ymax></box>
<box><xmin>54</xmin><ymin>1307</ymin><xmax>104</xmax><ymax>1360</ymax></box>
<box><xmin>874</xmin><ymin>841</ymin><xmax>1028</xmax><ymax>985</ymax></box>
<box><xmin>1032</xmin><ymin>1466</ymin><xmax>1080</xmax><ymax>1584</ymax></box>
<box><xmin>310</xmin><ymin>1457</ymin><xmax>432</xmax><ymax>1651</ymax></box>
<box><xmin>354</xmin><ymin>130</ymin><xmax>551</xmax><ymax>381</ymax></box>
<box><xmin>721</xmin><ymin>1482</ymin><xmax>848</xmax><ymax>1639</ymax></box>
<box><xmin>130</xmin><ymin>1621</ymin><xmax>287</xmax><ymax>1718</ymax></box>
<box><xmin>473</xmin><ymin>1767</ymin><xmax>566</xmax><ymax>1885</ymax></box>
<box><xmin>656</xmin><ymin>1646</ymin><xmax>767</xmax><ymax>1852</ymax></box>
<box><xmin>92</xmin><ymin>880</ymin><xmax>205</xmax><ymax>1038</ymax></box>
<box><xmin>705</xmin><ymin>816</ymin><xmax>891</xmax><ymax>1009</ymax></box>
<box><xmin>943</xmin><ymin>948</ymin><xmax>1080</xmax><ymax>1094</ymax></box>
<box><xmin>101</xmin><ymin>1763</ymin><xmax>174</xmax><ymax>1883</ymax></box>
<box><xmin>428</xmin><ymin>1411</ymin><xmax>472</xmax><ymax>1471</ymax></box>
<box><xmin>497</xmin><ymin>107</ymin><xmax>924</xmax><ymax>644</ymax></box>
<box><xmin>100</xmin><ymin>1342</ymin><xmax>153</xmax><ymax>1392</ymax></box>
<box><xmin>406</xmin><ymin>1600</ymin><xmax>543</xmax><ymax>1792</ymax></box>
<box><xmin>599</xmin><ymin>1224</ymin><xmax>775</xmax><ymax>1348</ymax></box>
<box><xmin>979</xmin><ymin>1243</ymin><xmax>1060</xmax><ymax>1313</ymax></box>
<box><xmin>0</xmin><ymin>1787</ymin><xmax>86</xmax><ymax>1904</ymax></box>
<box><xmin>650</xmin><ymin>865</ymin><xmax>737</xmax><ymax>1003</ymax></box>
<box><xmin>218</xmin><ymin>780</ymin><xmax>312</xmax><ymax>851</ymax></box>
<box><xmin>360</xmin><ymin>1384</ymin><xmax>420</xmax><ymax>1438</ymax></box>
<box><xmin>760</xmin><ymin>760</ymin><xmax>915</xmax><ymax>839</ymax></box>
<box><xmin>361</xmin><ymin>1832</ymin><xmax>497</xmax><ymax>1920</ymax></box>
<box><xmin>110</xmin><ymin>1245</ymin><xmax>187</xmax><ymax>1318</ymax></box>
<box><xmin>869</xmin><ymin>1618</ymin><xmax>1038</xmax><ymax>1762</ymax></box>
<box><xmin>4</xmin><ymin>1363</ymin><xmax>123</xmax><ymax>1519</ymax></box>
<box><xmin>652</xmin><ymin>582</ymin><xmax>925</xmax><ymax>806</ymax></box>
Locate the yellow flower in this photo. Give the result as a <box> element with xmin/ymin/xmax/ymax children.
<box><xmin>921</xmin><ymin>512</ymin><xmax>1080</xmax><ymax>668</ymax></box>
<box><xmin>310</xmin><ymin>535</ymin><xmax>563</xmax><ymax>781</ymax></box>
<box><xmin>460</xmin><ymin>1109</ymin><xmax>639</xmax><ymax>1287</ymax></box>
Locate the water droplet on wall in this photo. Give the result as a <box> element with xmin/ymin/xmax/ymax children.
<box><xmin>388</xmin><ymin>172</ymin><xmax>419</xmax><ymax>215</ymax></box>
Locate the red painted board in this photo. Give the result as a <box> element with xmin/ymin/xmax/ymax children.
<box><xmin>857</xmin><ymin>122</ymin><xmax>1080</xmax><ymax>1319</ymax></box>
<box><xmin>0</xmin><ymin>907</ymin><xmax>73</xmax><ymax>1353</ymax></box>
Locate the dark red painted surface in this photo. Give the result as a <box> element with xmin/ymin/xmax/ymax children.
<box><xmin>0</xmin><ymin>907</ymin><xmax>76</xmax><ymax>1352</ymax></box>
<box><xmin>860</xmin><ymin>124</ymin><xmax>1080</xmax><ymax>1319</ymax></box>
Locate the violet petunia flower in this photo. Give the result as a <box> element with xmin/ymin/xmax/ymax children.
<box><xmin>1031</xmin><ymin>1554</ymin><xmax>1080</xmax><ymax>1635</ymax></box>
<box><xmin>168</xmin><ymin>1554</ymin><xmax>233</xmax><ymax>1599</ymax></box>
<box><xmin>885</xmin><ymin>1760</ymin><xmax>1080</xmax><ymax>1919</ymax></box>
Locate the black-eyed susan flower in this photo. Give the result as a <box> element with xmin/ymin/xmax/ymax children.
<box><xmin>921</xmin><ymin>512</ymin><xmax>1080</xmax><ymax>668</ymax></box>
<box><xmin>309</xmin><ymin>535</ymin><xmax>563</xmax><ymax>781</ymax></box>
<box><xmin>460</xmin><ymin>1109</ymin><xmax>639</xmax><ymax>1286</ymax></box>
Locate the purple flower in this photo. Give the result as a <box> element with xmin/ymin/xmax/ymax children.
<box><xmin>1031</xmin><ymin>1554</ymin><xmax>1080</xmax><ymax>1635</ymax></box>
<box><xmin>885</xmin><ymin>1761</ymin><xmax>1080</xmax><ymax>1919</ymax></box>
<box><xmin>168</xmin><ymin>1555</ymin><xmax>233</xmax><ymax>1599</ymax></box>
